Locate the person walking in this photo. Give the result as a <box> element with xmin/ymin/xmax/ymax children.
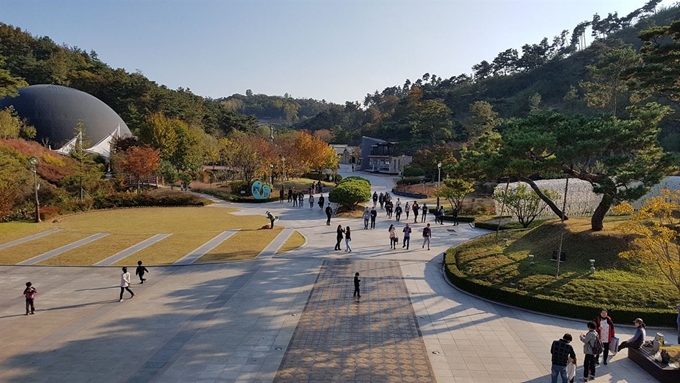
<box><xmin>318</xmin><ymin>194</ymin><xmax>325</xmax><ymax>209</ymax></box>
<box><xmin>405</xmin><ymin>202</ymin><xmax>411</xmax><ymax>220</ymax></box>
<box><xmin>279</xmin><ymin>187</ymin><xmax>284</xmax><ymax>203</ymax></box>
<box><xmin>412</xmin><ymin>202</ymin><xmax>419</xmax><ymax>223</ymax></box>
<box><xmin>594</xmin><ymin>309</ymin><xmax>615</xmax><ymax>365</ymax></box>
<box><xmin>422</xmin><ymin>223</ymin><xmax>432</xmax><ymax>250</ymax></box>
<box><xmin>298</xmin><ymin>192</ymin><xmax>304</xmax><ymax>208</ymax></box>
<box><xmin>389</xmin><ymin>224</ymin><xmax>397</xmax><ymax>249</ymax></box>
<box><xmin>363</xmin><ymin>207</ymin><xmax>370</xmax><ymax>229</ymax></box>
<box><xmin>372</xmin><ymin>192</ymin><xmax>378</xmax><ymax>208</ymax></box>
<box><xmin>579</xmin><ymin>321</ymin><xmax>599</xmax><ymax>381</ymax></box>
<box><xmin>288</xmin><ymin>187</ymin><xmax>293</xmax><ymax>203</ymax></box>
<box><xmin>385</xmin><ymin>200</ymin><xmax>393</xmax><ymax>218</ymax></box>
<box><xmin>677</xmin><ymin>304</ymin><xmax>680</xmax><ymax>344</ymax></box>
<box><xmin>452</xmin><ymin>206</ymin><xmax>459</xmax><ymax>226</ymax></box>
<box><xmin>23</xmin><ymin>282</ymin><xmax>37</xmax><ymax>315</ymax></box>
<box><xmin>550</xmin><ymin>333</ymin><xmax>577</xmax><ymax>383</ymax></box>
<box><xmin>309</xmin><ymin>194</ymin><xmax>314</xmax><ymax>209</ymax></box>
<box><xmin>396</xmin><ymin>198</ymin><xmax>401</xmax><ymax>208</ymax></box>
<box><xmin>379</xmin><ymin>193</ymin><xmax>385</xmax><ymax>209</ymax></box>
<box><xmin>292</xmin><ymin>191</ymin><xmax>298</xmax><ymax>207</ymax></box>
<box><xmin>394</xmin><ymin>205</ymin><xmax>402</xmax><ymax>222</ymax></box>
<box><xmin>439</xmin><ymin>206</ymin><xmax>446</xmax><ymax>225</ymax></box>
<box><xmin>345</xmin><ymin>226</ymin><xmax>352</xmax><ymax>253</ymax></box>
<box><xmin>421</xmin><ymin>203</ymin><xmax>428</xmax><ymax>222</ymax></box>
<box><xmin>325</xmin><ymin>204</ymin><xmax>333</xmax><ymax>225</ymax></box>
<box><xmin>119</xmin><ymin>267</ymin><xmax>135</xmax><ymax>302</ymax></box>
<box><xmin>135</xmin><ymin>260</ymin><xmax>149</xmax><ymax>284</ymax></box>
<box><xmin>335</xmin><ymin>225</ymin><xmax>344</xmax><ymax>251</ymax></box>
<box><xmin>370</xmin><ymin>207</ymin><xmax>377</xmax><ymax>229</ymax></box>
<box><xmin>402</xmin><ymin>223</ymin><xmax>412</xmax><ymax>249</ymax></box>
<box><xmin>353</xmin><ymin>272</ymin><xmax>361</xmax><ymax>298</ymax></box>
<box><xmin>617</xmin><ymin>318</ymin><xmax>646</xmax><ymax>352</ymax></box>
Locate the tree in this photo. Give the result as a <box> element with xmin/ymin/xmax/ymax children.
<box><xmin>493</xmin><ymin>183</ymin><xmax>560</xmax><ymax>228</ymax></box>
<box><xmin>563</xmin><ymin>85</ymin><xmax>580</xmax><ymax>113</ymax></box>
<box><xmin>579</xmin><ymin>47</ymin><xmax>640</xmax><ymax>117</ymax></box>
<box><xmin>434</xmin><ymin>178</ymin><xmax>474</xmax><ymax>212</ymax></box>
<box><xmin>463</xmin><ymin>101</ymin><xmax>499</xmax><ymax>143</ymax></box>
<box><xmin>408</xmin><ymin>100</ymin><xmax>453</xmax><ymax>144</ymax></box>
<box><xmin>472</xmin><ymin>60</ymin><xmax>493</xmax><ymax>80</ymax></box>
<box><xmin>411</xmin><ymin>143</ymin><xmax>459</xmax><ymax>180</ymax></box>
<box><xmin>0</xmin><ymin>55</ymin><xmax>28</xmax><ymax>98</ymax></box>
<box><xmin>613</xmin><ymin>189</ymin><xmax>680</xmax><ymax>294</ymax></box>
<box><xmin>625</xmin><ymin>20</ymin><xmax>680</xmax><ymax>104</ymax></box>
<box><xmin>0</xmin><ymin>106</ymin><xmax>35</xmax><ymax>139</ymax></box>
<box><xmin>118</xmin><ymin>146</ymin><xmax>161</xmax><ymax>193</ymax></box>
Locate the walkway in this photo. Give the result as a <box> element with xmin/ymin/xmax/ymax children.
<box><xmin>0</xmin><ymin>165</ymin><xmax>661</xmax><ymax>383</ymax></box>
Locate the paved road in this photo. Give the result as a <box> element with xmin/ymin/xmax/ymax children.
<box><xmin>0</xmin><ymin>165</ymin><xmax>660</xmax><ymax>383</ymax></box>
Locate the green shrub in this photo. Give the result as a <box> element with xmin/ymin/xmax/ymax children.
<box><xmin>329</xmin><ymin>180</ymin><xmax>371</xmax><ymax>208</ymax></box>
<box><xmin>334</xmin><ymin>174</ymin><xmax>343</xmax><ymax>184</ymax></box>
<box><xmin>396</xmin><ymin>176</ymin><xmax>430</xmax><ymax>186</ymax></box>
<box><xmin>340</xmin><ymin>176</ymin><xmax>370</xmax><ymax>186</ymax></box>
<box><xmin>443</xmin><ymin>248</ymin><xmax>676</xmax><ymax>326</ymax></box>
<box><xmin>402</xmin><ymin>166</ymin><xmax>425</xmax><ymax>177</ymax></box>
<box><xmin>93</xmin><ymin>192</ymin><xmax>209</xmax><ymax>209</ymax></box>
<box><xmin>229</xmin><ymin>181</ymin><xmax>250</xmax><ymax>196</ymax></box>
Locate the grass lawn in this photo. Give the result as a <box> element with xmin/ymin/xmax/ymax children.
<box><xmin>0</xmin><ymin>222</ymin><xmax>54</xmax><ymax>243</ymax></box>
<box><xmin>197</xmin><ymin>228</ymin><xmax>282</xmax><ymax>263</ymax></box>
<box><xmin>276</xmin><ymin>230</ymin><xmax>306</xmax><ymax>254</ymax></box>
<box><xmin>0</xmin><ymin>207</ymin><xmax>289</xmax><ymax>266</ymax></box>
<box><xmin>448</xmin><ymin>216</ymin><xmax>678</xmax><ymax>310</ymax></box>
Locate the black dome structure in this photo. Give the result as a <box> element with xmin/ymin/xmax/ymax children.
<box><xmin>0</xmin><ymin>85</ymin><xmax>131</xmax><ymax>156</ymax></box>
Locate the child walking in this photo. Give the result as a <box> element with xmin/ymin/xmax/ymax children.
<box><xmin>119</xmin><ymin>267</ymin><xmax>135</xmax><ymax>302</ymax></box>
<box><xmin>353</xmin><ymin>272</ymin><xmax>361</xmax><ymax>298</ymax></box>
<box><xmin>23</xmin><ymin>282</ymin><xmax>37</xmax><ymax>315</ymax></box>
<box><xmin>136</xmin><ymin>260</ymin><xmax>149</xmax><ymax>284</ymax></box>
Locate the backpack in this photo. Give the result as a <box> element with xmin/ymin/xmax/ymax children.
<box><xmin>591</xmin><ymin>335</ymin><xmax>604</xmax><ymax>355</ymax></box>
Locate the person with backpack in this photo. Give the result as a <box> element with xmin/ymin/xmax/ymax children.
<box><xmin>394</xmin><ymin>205</ymin><xmax>402</xmax><ymax>222</ymax></box>
<box><xmin>579</xmin><ymin>321</ymin><xmax>600</xmax><ymax>381</ymax></box>
<box><xmin>594</xmin><ymin>309</ymin><xmax>615</xmax><ymax>365</ymax></box>
<box><xmin>23</xmin><ymin>282</ymin><xmax>37</xmax><ymax>315</ymax></box>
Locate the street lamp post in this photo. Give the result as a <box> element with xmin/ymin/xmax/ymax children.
<box><xmin>437</xmin><ymin>161</ymin><xmax>442</xmax><ymax>209</ymax></box>
<box><xmin>281</xmin><ymin>157</ymin><xmax>286</xmax><ymax>189</ymax></box>
<box><xmin>29</xmin><ymin>157</ymin><xmax>41</xmax><ymax>223</ymax></box>
<box><xmin>270</xmin><ymin>164</ymin><xmax>274</xmax><ymax>185</ymax></box>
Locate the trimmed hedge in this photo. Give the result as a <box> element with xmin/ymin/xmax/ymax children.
<box><xmin>391</xmin><ymin>188</ymin><xmax>428</xmax><ymax>199</ymax></box>
<box><xmin>396</xmin><ymin>177</ymin><xmax>429</xmax><ymax>186</ymax></box>
<box><xmin>329</xmin><ymin>180</ymin><xmax>371</xmax><ymax>207</ymax></box>
<box><xmin>340</xmin><ymin>176</ymin><xmax>370</xmax><ymax>186</ymax></box>
<box><xmin>193</xmin><ymin>188</ymin><xmax>278</xmax><ymax>203</ymax></box>
<box><xmin>443</xmin><ymin>248</ymin><xmax>677</xmax><ymax>327</ymax></box>
<box><xmin>93</xmin><ymin>192</ymin><xmax>210</xmax><ymax>209</ymax></box>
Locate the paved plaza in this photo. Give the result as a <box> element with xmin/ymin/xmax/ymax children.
<box><xmin>0</xmin><ymin>166</ymin><xmax>664</xmax><ymax>383</ymax></box>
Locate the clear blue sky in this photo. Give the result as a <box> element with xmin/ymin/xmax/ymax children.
<box><xmin>2</xmin><ymin>0</ymin><xmax>673</xmax><ymax>104</ymax></box>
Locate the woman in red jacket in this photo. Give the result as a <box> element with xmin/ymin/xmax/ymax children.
<box><xmin>594</xmin><ymin>309</ymin><xmax>615</xmax><ymax>365</ymax></box>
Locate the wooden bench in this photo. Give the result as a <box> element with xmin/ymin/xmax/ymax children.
<box><xmin>628</xmin><ymin>346</ymin><xmax>680</xmax><ymax>383</ymax></box>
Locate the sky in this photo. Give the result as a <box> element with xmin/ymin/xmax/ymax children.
<box><xmin>2</xmin><ymin>0</ymin><xmax>675</xmax><ymax>104</ymax></box>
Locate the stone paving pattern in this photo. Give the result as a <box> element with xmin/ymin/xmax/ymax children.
<box><xmin>275</xmin><ymin>260</ymin><xmax>434</xmax><ymax>383</ymax></box>
<box><xmin>0</xmin><ymin>164</ymin><xmax>667</xmax><ymax>383</ymax></box>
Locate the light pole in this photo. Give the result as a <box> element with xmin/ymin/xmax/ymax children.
<box><xmin>270</xmin><ymin>164</ymin><xmax>274</xmax><ymax>185</ymax></box>
<box><xmin>29</xmin><ymin>157</ymin><xmax>41</xmax><ymax>223</ymax></box>
<box><xmin>437</xmin><ymin>161</ymin><xmax>442</xmax><ymax>209</ymax></box>
<box><xmin>281</xmin><ymin>157</ymin><xmax>286</xmax><ymax>189</ymax></box>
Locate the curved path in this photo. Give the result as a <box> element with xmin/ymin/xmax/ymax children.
<box><xmin>0</xmin><ymin>165</ymin><xmax>657</xmax><ymax>383</ymax></box>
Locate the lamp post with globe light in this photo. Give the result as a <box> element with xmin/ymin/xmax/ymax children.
<box><xmin>281</xmin><ymin>157</ymin><xmax>286</xmax><ymax>189</ymax></box>
<box><xmin>29</xmin><ymin>157</ymin><xmax>41</xmax><ymax>223</ymax></box>
<box><xmin>436</xmin><ymin>161</ymin><xmax>442</xmax><ymax>210</ymax></box>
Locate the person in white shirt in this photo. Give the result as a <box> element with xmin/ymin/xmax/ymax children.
<box><xmin>119</xmin><ymin>267</ymin><xmax>135</xmax><ymax>302</ymax></box>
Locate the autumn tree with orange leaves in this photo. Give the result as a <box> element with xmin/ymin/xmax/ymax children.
<box><xmin>118</xmin><ymin>146</ymin><xmax>161</xmax><ymax>193</ymax></box>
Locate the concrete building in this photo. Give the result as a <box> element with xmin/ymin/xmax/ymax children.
<box><xmin>330</xmin><ymin>144</ymin><xmax>359</xmax><ymax>165</ymax></box>
<box><xmin>360</xmin><ymin>136</ymin><xmax>412</xmax><ymax>174</ymax></box>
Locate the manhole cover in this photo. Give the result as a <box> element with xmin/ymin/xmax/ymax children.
<box><xmin>432</xmin><ymin>351</ymin><xmax>440</xmax><ymax>355</ymax></box>
<box><xmin>274</xmin><ymin>347</ymin><xmax>283</xmax><ymax>351</ymax></box>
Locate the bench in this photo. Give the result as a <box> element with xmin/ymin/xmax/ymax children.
<box><xmin>628</xmin><ymin>346</ymin><xmax>680</xmax><ymax>383</ymax></box>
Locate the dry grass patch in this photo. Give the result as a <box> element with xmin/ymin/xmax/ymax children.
<box><xmin>39</xmin><ymin>234</ymin><xmax>150</xmax><ymax>266</ymax></box>
<box><xmin>0</xmin><ymin>222</ymin><xmax>54</xmax><ymax>244</ymax></box>
<box><xmin>0</xmin><ymin>231</ymin><xmax>90</xmax><ymax>265</ymax></box>
<box><xmin>198</xmin><ymin>228</ymin><xmax>282</xmax><ymax>263</ymax></box>
<box><xmin>115</xmin><ymin>232</ymin><xmax>218</xmax><ymax>266</ymax></box>
<box><xmin>276</xmin><ymin>230</ymin><xmax>306</xmax><ymax>254</ymax></box>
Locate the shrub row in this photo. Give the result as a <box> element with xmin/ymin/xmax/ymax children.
<box><xmin>396</xmin><ymin>176</ymin><xmax>431</xmax><ymax>186</ymax></box>
<box><xmin>93</xmin><ymin>192</ymin><xmax>210</xmax><ymax>209</ymax></box>
<box><xmin>193</xmin><ymin>188</ymin><xmax>279</xmax><ymax>203</ymax></box>
<box><xmin>443</xmin><ymin>248</ymin><xmax>677</xmax><ymax>327</ymax></box>
<box><xmin>391</xmin><ymin>188</ymin><xmax>428</xmax><ymax>199</ymax></box>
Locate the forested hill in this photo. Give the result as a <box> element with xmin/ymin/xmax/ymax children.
<box><xmin>294</xmin><ymin>0</ymin><xmax>680</xmax><ymax>149</ymax></box>
<box><xmin>0</xmin><ymin>23</ymin><xmax>259</xmax><ymax>137</ymax></box>
<box><xmin>218</xmin><ymin>92</ymin><xmax>335</xmax><ymax>128</ymax></box>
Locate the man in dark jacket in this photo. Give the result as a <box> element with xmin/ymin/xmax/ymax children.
<box><xmin>370</xmin><ymin>207</ymin><xmax>377</xmax><ymax>229</ymax></box>
<box><xmin>550</xmin><ymin>333</ymin><xmax>576</xmax><ymax>383</ymax></box>
<box><xmin>325</xmin><ymin>204</ymin><xmax>333</xmax><ymax>225</ymax></box>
